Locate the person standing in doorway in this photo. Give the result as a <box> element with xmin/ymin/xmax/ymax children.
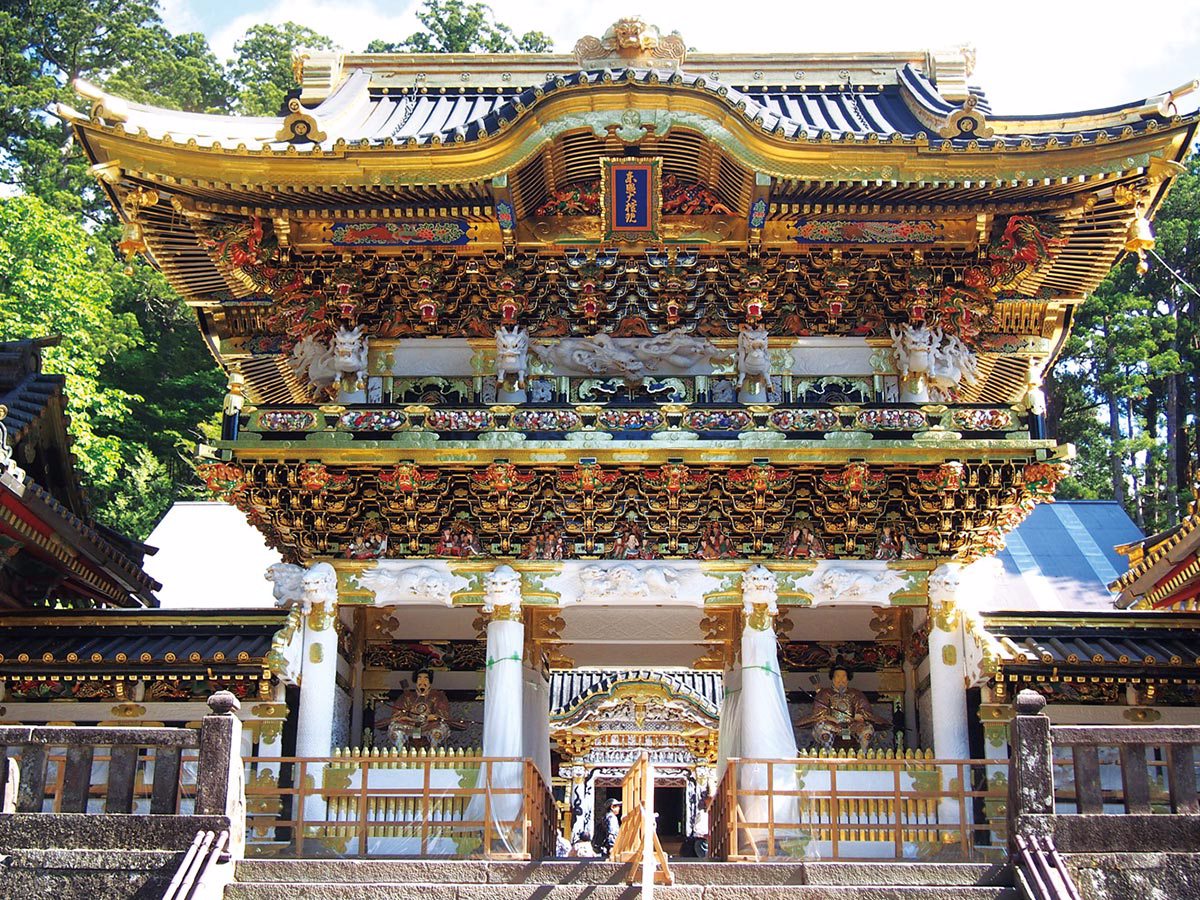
<box><xmin>692</xmin><ymin>793</ymin><xmax>711</xmax><ymax>859</ymax></box>
<box><xmin>601</xmin><ymin>798</ymin><xmax>621</xmax><ymax>857</ymax></box>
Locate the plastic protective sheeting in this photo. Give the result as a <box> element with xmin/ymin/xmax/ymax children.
<box><xmin>465</xmin><ymin>617</ymin><xmax>525</xmax><ymax>853</ymax></box>
<box><xmin>734</xmin><ymin>621</ymin><xmax>811</xmax><ymax>857</ymax></box>
<box><xmin>523</xmin><ymin>663</ymin><xmax>552</xmax><ymax>786</ymax></box>
<box><xmin>716</xmin><ymin>665</ymin><xmax>741</xmax><ymax>783</ymax></box>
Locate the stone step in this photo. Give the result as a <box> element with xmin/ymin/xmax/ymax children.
<box><xmin>225</xmin><ymin>883</ymin><xmax>1017</xmax><ymax>900</ymax></box>
<box><xmin>235</xmin><ymin>859</ymin><xmax>1007</xmax><ymax>888</ymax></box>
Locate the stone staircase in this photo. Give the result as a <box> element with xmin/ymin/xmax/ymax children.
<box><xmin>225</xmin><ymin>859</ymin><xmax>1016</xmax><ymax>899</ymax></box>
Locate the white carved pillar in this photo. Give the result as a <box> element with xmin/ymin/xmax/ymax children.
<box><xmin>294</xmin><ymin>563</ymin><xmax>340</xmax><ymax>825</ymax></box>
<box><xmin>927</xmin><ymin>563</ymin><xmax>971</xmax><ymax>830</ymax></box>
<box><xmin>736</xmin><ymin>565</ymin><xmax>800</xmax><ymax>847</ymax></box>
<box><xmin>249</xmin><ymin>707</ymin><xmax>288</xmax><ymax>841</ymax></box>
<box><xmin>565</xmin><ymin>764</ymin><xmax>594</xmax><ymax>842</ymax></box>
<box><xmin>475</xmin><ymin>565</ymin><xmax>526</xmax><ymax>850</ymax></box>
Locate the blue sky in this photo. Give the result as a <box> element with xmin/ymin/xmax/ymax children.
<box><xmin>160</xmin><ymin>0</ymin><xmax>1200</xmax><ymax>115</ymax></box>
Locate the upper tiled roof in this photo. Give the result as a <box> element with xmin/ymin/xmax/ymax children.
<box><xmin>0</xmin><ymin>338</ymin><xmax>64</xmax><ymax>448</ymax></box>
<box><xmin>0</xmin><ymin>338</ymin><xmax>160</xmax><ymax>607</ymax></box>
<box><xmin>65</xmin><ymin>60</ymin><xmax>1195</xmax><ymax>155</ymax></box>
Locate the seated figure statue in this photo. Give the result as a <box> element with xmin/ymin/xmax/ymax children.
<box><xmin>386</xmin><ymin>669</ymin><xmax>463</xmax><ymax>750</ymax></box>
<box><xmin>796</xmin><ymin>663</ymin><xmax>890</xmax><ymax>751</ymax></box>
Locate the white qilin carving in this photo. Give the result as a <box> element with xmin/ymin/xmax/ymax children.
<box><xmin>266</xmin><ymin>562</ymin><xmax>305</xmax><ymax>608</ymax></box>
<box><xmin>929</xmin><ymin>334</ymin><xmax>981</xmax><ymax>399</ymax></box>
<box><xmin>495</xmin><ymin>325</ymin><xmax>528</xmax><ymax>390</ymax></box>
<box><xmin>289</xmin><ymin>325</ymin><xmax>368</xmax><ymax>395</ymax></box>
<box><xmin>482</xmin><ymin>564</ymin><xmax>523</xmax><ymax>613</ymax></box>
<box><xmin>741</xmin><ymin>564</ymin><xmax>778</xmax><ymax>616</ymax></box>
<box><xmin>355</xmin><ymin>564</ymin><xmax>461</xmax><ymax>607</ymax></box>
<box><xmin>889</xmin><ymin>324</ymin><xmax>979</xmax><ymax>401</ymax></box>
<box><xmin>578</xmin><ymin>563</ymin><xmax>683</xmax><ymax>604</ymax></box>
<box><xmin>736</xmin><ymin>329</ymin><xmax>771</xmax><ymax>402</ymax></box>
<box><xmin>794</xmin><ymin>563</ymin><xmax>908</xmax><ymax>607</ymax></box>
<box><xmin>534</xmin><ymin>328</ymin><xmax>724</xmax><ymax>383</ymax></box>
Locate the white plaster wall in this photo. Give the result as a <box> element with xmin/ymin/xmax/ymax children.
<box><xmin>144</xmin><ymin>502</ymin><xmax>281</xmax><ymax>608</ymax></box>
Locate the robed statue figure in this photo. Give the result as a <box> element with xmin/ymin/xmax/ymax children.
<box><xmin>386</xmin><ymin>669</ymin><xmax>465</xmax><ymax>750</ymax></box>
<box><xmin>796</xmin><ymin>663</ymin><xmax>890</xmax><ymax>751</ymax></box>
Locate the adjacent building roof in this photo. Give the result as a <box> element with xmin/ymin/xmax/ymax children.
<box><xmin>550</xmin><ymin>667</ymin><xmax>722</xmax><ymax>718</ymax></box>
<box><xmin>1110</xmin><ymin>494</ymin><xmax>1200</xmax><ymax>610</ymax></box>
<box><xmin>986</xmin><ymin>501</ymin><xmax>1142</xmax><ymax>613</ymax></box>
<box><xmin>0</xmin><ymin>339</ymin><xmax>160</xmax><ymax>608</ymax></box>
<box><xmin>0</xmin><ymin>608</ymin><xmax>291</xmax><ymax>678</ymax></box>
<box><xmin>985</xmin><ymin>611</ymin><xmax>1200</xmax><ymax>683</ymax></box>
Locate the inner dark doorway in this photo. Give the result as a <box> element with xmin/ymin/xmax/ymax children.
<box><xmin>654</xmin><ymin>784</ymin><xmax>686</xmax><ymax>855</ymax></box>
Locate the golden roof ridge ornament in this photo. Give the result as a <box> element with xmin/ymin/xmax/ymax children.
<box><xmin>573</xmin><ymin>17</ymin><xmax>686</xmax><ymax>71</ymax></box>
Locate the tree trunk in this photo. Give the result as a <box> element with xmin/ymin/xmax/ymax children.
<box><xmin>1125</xmin><ymin>396</ymin><xmax>1144</xmax><ymax>530</ymax></box>
<box><xmin>1107</xmin><ymin>389</ymin><xmax>1126</xmax><ymax>509</ymax></box>
<box><xmin>1146</xmin><ymin>389</ymin><xmax>1160</xmax><ymax>532</ymax></box>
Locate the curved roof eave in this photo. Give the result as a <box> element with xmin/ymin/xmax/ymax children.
<box><xmin>64</xmin><ymin>76</ymin><xmax>1198</xmax><ymax>196</ymax></box>
<box><xmin>66</xmin><ymin>65</ymin><xmax>1197</xmax><ymax>158</ymax></box>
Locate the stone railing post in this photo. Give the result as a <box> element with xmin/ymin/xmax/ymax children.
<box><xmin>196</xmin><ymin>691</ymin><xmax>246</xmax><ymax>858</ymax></box>
<box><xmin>1007</xmin><ymin>689</ymin><xmax>1053</xmax><ymax>854</ymax></box>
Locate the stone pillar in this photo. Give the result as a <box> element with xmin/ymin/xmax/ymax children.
<box><xmin>927</xmin><ymin>563</ymin><xmax>971</xmax><ymax>831</ymax></box>
<box><xmin>293</xmin><ymin>563</ymin><xmax>339</xmax><ymax>825</ymax></box>
<box><xmin>196</xmin><ymin>691</ymin><xmax>246</xmax><ymax>859</ymax></box>
<box><xmin>1006</xmin><ymin>689</ymin><xmax>1053</xmax><ymax>854</ymax></box>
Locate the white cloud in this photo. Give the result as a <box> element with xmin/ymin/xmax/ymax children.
<box><xmin>205</xmin><ymin>0</ymin><xmax>423</xmax><ymax>59</ymax></box>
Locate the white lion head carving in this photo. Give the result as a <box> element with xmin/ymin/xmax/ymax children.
<box><xmin>741</xmin><ymin>564</ymin><xmax>778</xmax><ymax>615</ymax></box>
<box><xmin>482</xmin><ymin>564</ymin><xmax>523</xmax><ymax>613</ymax></box>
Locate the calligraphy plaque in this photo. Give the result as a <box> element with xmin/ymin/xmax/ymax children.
<box><xmin>600</xmin><ymin>157</ymin><xmax>662</xmax><ymax>242</ymax></box>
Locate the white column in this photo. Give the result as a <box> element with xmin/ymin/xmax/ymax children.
<box><xmin>293</xmin><ymin>563</ymin><xmax>340</xmax><ymax>825</ymax></box>
<box><xmin>566</xmin><ymin>764</ymin><xmax>594</xmax><ymax>842</ymax></box>
<box><xmin>927</xmin><ymin>563</ymin><xmax>971</xmax><ymax>832</ymax></box>
<box><xmin>249</xmin><ymin>711</ymin><xmax>287</xmax><ymax>842</ymax></box>
<box><xmin>474</xmin><ymin>565</ymin><xmax>526</xmax><ymax>851</ymax></box>
<box><xmin>737</xmin><ymin>566</ymin><xmax>800</xmax><ymax>849</ymax></box>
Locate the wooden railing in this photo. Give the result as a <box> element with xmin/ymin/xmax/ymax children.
<box><xmin>244</xmin><ymin>754</ymin><xmax>554</xmax><ymax>859</ymax></box>
<box><xmin>610</xmin><ymin>751</ymin><xmax>672</xmax><ymax>898</ymax></box>
<box><xmin>710</xmin><ymin>754</ymin><xmax>1008</xmax><ymax>862</ymax></box>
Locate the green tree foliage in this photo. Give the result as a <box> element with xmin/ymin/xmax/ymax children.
<box><xmin>0</xmin><ymin>0</ymin><xmax>234</xmax><ymax>216</ymax></box>
<box><xmin>366</xmin><ymin>0</ymin><xmax>552</xmax><ymax>53</ymax></box>
<box><xmin>106</xmin><ymin>28</ymin><xmax>232</xmax><ymax>113</ymax></box>
<box><xmin>227</xmin><ymin>22</ymin><xmax>334</xmax><ymax>115</ymax></box>
<box><xmin>0</xmin><ymin>195</ymin><xmax>143</xmax><ymax>511</ymax></box>
<box><xmin>0</xmin><ymin>1</ymin><xmax>235</xmax><ymax>537</ymax></box>
<box><xmin>1048</xmin><ymin>156</ymin><xmax>1200</xmax><ymax>533</ymax></box>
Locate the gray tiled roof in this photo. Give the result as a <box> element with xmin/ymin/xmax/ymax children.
<box><xmin>989</xmin><ymin>501</ymin><xmax>1143</xmax><ymax>613</ymax></box>
<box><xmin>74</xmin><ymin>63</ymin><xmax>1184</xmax><ymax>153</ymax></box>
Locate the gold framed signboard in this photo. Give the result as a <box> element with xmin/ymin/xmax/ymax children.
<box><xmin>600</xmin><ymin>157</ymin><xmax>662</xmax><ymax>243</ymax></box>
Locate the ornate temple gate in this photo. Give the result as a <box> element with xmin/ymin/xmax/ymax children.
<box><xmin>62</xmin><ymin>9</ymin><xmax>1197</xmax><ymax>864</ymax></box>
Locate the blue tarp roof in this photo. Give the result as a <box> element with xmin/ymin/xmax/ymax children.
<box><xmin>988</xmin><ymin>501</ymin><xmax>1143</xmax><ymax>612</ymax></box>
